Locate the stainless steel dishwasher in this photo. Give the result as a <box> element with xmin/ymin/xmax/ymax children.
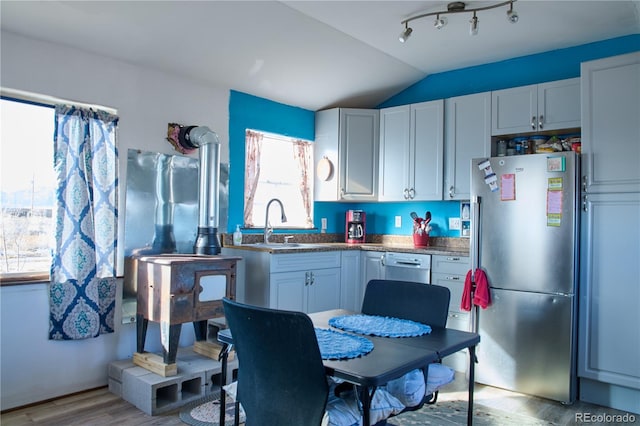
<box><xmin>383</xmin><ymin>252</ymin><xmax>431</xmax><ymax>284</ymax></box>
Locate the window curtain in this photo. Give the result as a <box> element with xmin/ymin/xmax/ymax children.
<box><xmin>293</xmin><ymin>140</ymin><xmax>313</xmax><ymax>228</ymax></box>
<box><xmin>49</xmin><ymin>105</ymin><xmax>119</xmax><ymax>340</ymax></box>
<box><xmin>243</xmin><ymin>130</ymin><xmax>263</xmax><ymax>227</ymax></box>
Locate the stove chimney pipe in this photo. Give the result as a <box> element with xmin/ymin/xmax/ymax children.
<box><xmin>179</xmin><ymin>125</ymin><xmax>222</xmax><ymax>255</ymax></box>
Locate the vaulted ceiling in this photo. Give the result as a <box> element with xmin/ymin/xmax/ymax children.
<box><xmin>1</xmin><ymin>1</ymin><xmax>639</xmax><ymax>110</ymax></box>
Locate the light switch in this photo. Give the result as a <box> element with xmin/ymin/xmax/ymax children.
<box><xmin>395</xmin><ymin>216</ymin><xmax>402</xmax><ymax>228</ymax></box>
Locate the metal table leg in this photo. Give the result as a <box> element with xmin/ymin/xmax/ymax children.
<box><xmin>468</xmin><ymin>345</ymin><xmax>477</xmax><ymax>426</ymax></box>
<box><xmin>218</xmin><ymin>343</ymin><xmax>229</xmax><ymax>426</ymax></box>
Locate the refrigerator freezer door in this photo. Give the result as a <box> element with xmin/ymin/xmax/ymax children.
<box><xmin>471</xmin><ymin>152</ymin><xmax>578</xmax><ymax>295</ymax></box>
<box><xmin>476</xmin><ymin>288</ymin><xmax>577</xmax><ymax>403</ymax></box>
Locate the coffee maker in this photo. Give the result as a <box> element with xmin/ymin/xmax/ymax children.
<box><xmin>345</xmin><ymin>210</ymin><xmax>366</xmax><ymax>244</ymax></box>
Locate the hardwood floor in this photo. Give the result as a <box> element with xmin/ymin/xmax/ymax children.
<box><xmin>2</xmin><ymin>375</ymin><xmax>637</xmax><ymax>425</ymax></box>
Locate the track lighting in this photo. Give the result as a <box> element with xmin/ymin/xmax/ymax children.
<box><xmin>434</xmin><ymin>14</ymin><xmax>447</xmax><ymax>30</ymax></box>
<box><xmin>469</xmin><ymin>12</ymin><xmax>479</xmax><ymax>35</ymax></box>
<box><xmin>506</xmin><ymin>2</ymin><xmax>519</xmax><ymax>23</ymax></box>
<box><xmin>399</xmin><ymin>0</ymin><xmax>518</xmax><ymax>42</ymax></box>
<box><xmin>399</xmin><ymin>23</ymin><xmax>413</xmax><ymax>43</ymax></box>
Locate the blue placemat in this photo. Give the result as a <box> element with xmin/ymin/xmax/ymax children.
<box><xmin>329</xmin><ymin>314</ymin><xmax>432</xmax><ymax>338</ymax></box>
<box><xmin>315</xmin><ymin>328</ymin><xmax>374</xmax><ymax>360</ymax></box>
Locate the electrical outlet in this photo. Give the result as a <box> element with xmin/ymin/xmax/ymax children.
<box><xmin>395</xmin><ymin>216</ymin><xmax>402</xmax><ymax>228</ymax></box>
<box><xmin>321</xmin><ymin>218</ymin><xmax>327</xmax><ymax>233</ymax></box>
<box><xmin>449</xmin><ymin>217</ymin><xmax>461</xmax><ymax>230</ymax></box>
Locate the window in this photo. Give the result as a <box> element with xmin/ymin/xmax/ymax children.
<box><xmin>0</xmin><ymin>98</ymin><xmax>55</xmax><ymax>278</ymax></box>
<box><xmin>244</xmin><ymin>130</ymin><xmax>313</xmax><ymax>229</ymax></box>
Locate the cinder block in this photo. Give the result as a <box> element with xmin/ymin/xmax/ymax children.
<box><xmin>108</xmin><ymin>358</ymin><xmax>135</xmax><ymax>382</ymax></box>
<box><xmin>108</xmin><ymin>378</ymin><xmax>122</xmax><ymax>397</ymax></box>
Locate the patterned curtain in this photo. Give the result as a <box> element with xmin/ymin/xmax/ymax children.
<box><xmin>293</xmin><ymin>140</ymin><xmax>313</xmax><ymax>227</ymax></box>
<box><xmin>49</xmin><ymin>105</ymin><xmax>119</xmax><ymax>340</ymax></box>
<box><xmin>243</xmin><ymin>130</ymin><xmax>263</xmax><ymax>227</ymax></box>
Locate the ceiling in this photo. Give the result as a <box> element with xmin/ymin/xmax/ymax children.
<box><xmin>1</xmin><ymin>1</ymin><xmax>639</xmax><ymax>111</ymax></box>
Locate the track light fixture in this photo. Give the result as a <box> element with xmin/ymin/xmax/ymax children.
<box><xmin>469</xmin><ymin>12</ymin><xmax>479</xmax><ymax>35</ymax></box>
<box><xmin>399</xmin><ymin>0</ymin><xmax>518</xmax><ymax>42</ymax></box>
<box><xmin>506</xmin><ymin>2</ymin><xmax>519</xmax><ymax>23</ymax></box>
<box><xmin>399</xmin><ymin>22</ymin><xmax>413</xmax><ymax>43</ymax></box>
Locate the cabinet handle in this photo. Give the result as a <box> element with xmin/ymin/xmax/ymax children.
<box><xmin>408</xmin><ymin>188</ymin><xmax>415</xmax><ymax>199</ymax></box>
<box><xmin>531</xmin><ymin>116</ymin><xmax>536</xmax><ymax>130</ymax></box>
<box><xmin>403</xmin><ymin>188</ymin><xmax>409</xmax><ymax>199</ymax></box>
<box><xmin>449</xmin><ymin>186</ymin><xmax>454</xmax><ymax>198</ymax></box>
<box><xmin>380</xmin><ymin>255</ymin><xmax>385</xmax><ymax>267</ymax></box>
<box><xmin>447</xmin><ymin>257</ymin><xmax>460</xmax><ymax>261</ymax></box>
<box><xmin>582</xmin><ymin>195</ymin><xmax>588</xmax><ymax>212</ymax></box>
<box><xmin>305</xmin><ymin>271</ymin><xmax>310</xmax><ymax>286</ymax></box>
<box><xmin>538</xmin><ymin>115</ymin><xmax>544</xmax><ymax>129</ymax></box>
<box><xmin>582</xmin><ymin>175</ymin><xmax>588</xmax><ymax>193</ymax></box>
<box><xmin>310</xmin><ymin>271</ymin><xmax>315</xmax><ymax>285</ymax></box>
<box><xmin>446</xmin><ymin>276</ymin><xmax>461</xmax><ymax>281</ymax></box>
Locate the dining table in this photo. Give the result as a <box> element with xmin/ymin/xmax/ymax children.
<box><xmin>216</xmin><ymin>308</ymin><xmax>480</xmax><ymax>426</ymax></box>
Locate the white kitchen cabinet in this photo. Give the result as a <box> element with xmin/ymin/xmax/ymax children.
<box><xmin>578</xmin><ymin>192</ymin><xmax>640</xmax><ymax>412</ymax></box>
<box><xmin>444</xmin><ymin>92</ymin><xmax>491</xmax><ymax>200</ymax></box>
<box><xmin>491</xmin><ymin>78</ymin><xmax>580</xmax><ymax>135</ymax></box>
<box><xmin>221</xmin><ymin>248</ymin><xmax>341</xmax><ymax>313</ymax></box>
<box><xmin>431</xmin><ymin>254</ymin><xmax>470</xmax><ymax>372</ymax></box>
<box><xmin>581</xmin><ymin>52</ymin><xmax>640</xmax><ymax>194</ymax></box>
<box><xmin>361</xmin><ymin>251</ymin><xmax>385</xmax><ymax>298</ymax></box>
<box><xmin>340</xmin><ymin>250</ymin><xmax>362</xmax><ymax>312</ymax></box>
<box><xmin>379</xmin><ymin>100</ymin><xmax>444</xmax><ymax>201</ymax></box>
<box><xmin>272</xmin><ymin>267</ymin><xmax>341</xmax><ymax>314</ymax></box>
<box><xmin>314</xmin><ymin>108</ymin><xmax>379</xmax><ymax>201</ymax></box>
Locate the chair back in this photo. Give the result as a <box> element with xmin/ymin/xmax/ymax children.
<box><xmin>222</xmin><ymin>298</ymin><xmax>329</xmax><ymax>426</ymax></box>
<box><xmin>361</xmin><ymin>280</ymin><xmax>451</xmax><ymax>328</ymax></box>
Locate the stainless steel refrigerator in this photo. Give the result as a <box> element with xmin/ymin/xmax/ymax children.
<box><xmin>470</xmin><ymin>151</ymin><xmax>579</xmax><ymax>404</ymax></box>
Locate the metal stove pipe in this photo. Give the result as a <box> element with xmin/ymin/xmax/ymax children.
<box><xmin>180</xmin><ymin>125</ymin><xmax>222</xmax><ymax>255</ymax></box>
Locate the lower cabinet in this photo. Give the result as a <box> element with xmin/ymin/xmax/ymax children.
<box><xmin>272</xmin><ymin>267</ymin><xmax>341</xmax><ymax>313</ymax></box>
<box><xmin>431</xmin><ymin>254</ymin><xmax>470</xmax><ymax>373</ymax></box>
<box><xmin>361</xmin><ymin>251</ymin><xmax>385</xmax><ymax>298</ymax></box>
<box><xmin>579</xmin><ymin>192</ymin><xmax>640</xmax><ymax>413</ymax></box>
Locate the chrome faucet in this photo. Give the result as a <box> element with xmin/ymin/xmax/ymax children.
<box><xmin>264</xmin><ymin>198</ymin><xmax>287</xmax><ymax>244</ymax></box>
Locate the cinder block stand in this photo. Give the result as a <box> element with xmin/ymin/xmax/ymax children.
<box><xmin>108</xmin><ymin>346</ymin><xmax>238</xmax><ymax>415</ymax></box>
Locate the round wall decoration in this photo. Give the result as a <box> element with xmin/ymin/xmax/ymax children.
<box><xmin>316</xmin><ymin>156</ymin><xmax>334</xmax><ymax>181</ymax></box>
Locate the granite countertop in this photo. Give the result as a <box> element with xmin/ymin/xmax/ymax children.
<box><xmin>222</xmin><ymin>233</ymin><xmax>469</xmax><ymax>257</ymax></box>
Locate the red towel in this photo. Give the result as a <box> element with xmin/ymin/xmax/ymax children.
<box><xmin>472</xmin><ymin>269</ymin><xmax>491</xmax><ymax>309</ymax></box>
<box><xmin>461</xmin><ymin>269</ymin><xmax>473</xmax><ymax>311</ymax></box>
<box><xmin>461</xmin><ymin>269</ymin><xmax>491</xmax><ymax>311</ymax></box>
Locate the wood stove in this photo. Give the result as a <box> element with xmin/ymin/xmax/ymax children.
<box><xmin>135</xmin><ymin>254</ymin><xmax>240</xmax><ymax>365</ymax></box>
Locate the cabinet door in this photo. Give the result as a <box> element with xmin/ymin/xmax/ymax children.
<box><xmin>411</xmin><ymin>100</ymin><xmax>444</xmax><ymax>200</ymax></box>
<box><xmin>307</xmin><ymin>268</ymin><xmax>341</xmax><ymax>313</ymax></box>
<box><xmin>445</xmin><ymin>93</ymin><xmax>491</xmax><ymax>200</ymax></box>
<box><xmin>579</xmin><ymin>192</ymin><xmax>640</xmax><ymax>389</ymax></box>
<box><xmin>361</xmin><ymin>251</ymin><xmax>385</xmax><ymax>298</ymax></box>
<box><xmin>378</xmin><ymin>105</ymin><xmax>411</xmax><ymax>201</ymax></box>
<box><xmin>581</xmin><ymin>52</ymin><xmax>640</xmax><ymax>193</ymax></box>
<box><xmin>340</xmin><ymin>251</ymin><xmax>362</xmax><ymax>312</ymax></box>
<box><xmin>339</xmin><ymin>109</ymin><xmax>379</xmax><ymax>200</ymax></box>
<box><xmin>492</xmin><ymin>84</ymin><xmax>537</xmax><ymax>135</ymax></box>
<box><xmin>538</xmin><ymin>78</ymin><xmax>580</xmax><ymax>131</ymax></box>
<box><xmin>314</xmin><ymin>109</ymin><xmax>340</xmax><ymax>201</ymax></box>
<box><xmin>271</xmin><ymin>271</ymin><xmax>306</xmax><ymax>311</ymax></box>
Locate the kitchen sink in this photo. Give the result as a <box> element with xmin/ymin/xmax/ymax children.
<box><xmin>244</xmin><ymin>242</ymin><xmax>327</xmax><ymax>250</ymax></box>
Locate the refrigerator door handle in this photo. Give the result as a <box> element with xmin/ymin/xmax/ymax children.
<box><xmin>470</xmin><ymin>195</ymin><xmax>481</xmax><ymax>334</ymax></box>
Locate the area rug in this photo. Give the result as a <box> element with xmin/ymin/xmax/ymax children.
<box><xmin>180</xmin><ymin>393</ymin><xmax>552</xmax><ymax>426</ymax></box>
<box><xmin>386</xmin><ymin>400</ymin><xmax>553</xmax><ymax>425</ymax></box>
<box><xmin>179</xmin><ymin>390</ymin><xmax>245</xmax><ymax>426</ymax></box>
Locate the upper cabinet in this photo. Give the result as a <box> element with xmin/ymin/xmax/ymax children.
<box><xmin>581</xmin><ymin>52</ymin><xmax>640</xmax><ymax>194</ymax></box>
<box><xmin>491</xmin><ymin>78</ymin><xmax>581</xmax><ymax>135</ymax></box>
<box><xmin>379</xmin><ymin>100</ymin><xmax>444</xmax><ymax>201</ymax></box>
<box><xmin>444</xmin><ymin>92</ymin><xmax>491</xmax><ymax>200</ymax></box>
<box><xmin>314</xmin><ymin>108</ymin><xmax>379</xmax><ymax>201</ymax></box>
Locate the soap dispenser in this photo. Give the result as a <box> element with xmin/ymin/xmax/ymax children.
<box><xmin>233</xmin><ymin>225</ymin><xmax>243</xmax><ymax>245</ymax></box>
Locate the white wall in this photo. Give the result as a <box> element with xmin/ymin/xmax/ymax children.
<box><xmin>0</xmin><ymin>31</ymin><xmax>231</xmax><ymax>410</ymax></box>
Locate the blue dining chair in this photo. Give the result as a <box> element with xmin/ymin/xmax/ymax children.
<box><xmin>361</xmin><ymin>279</ymin><xmax>452</xmax><ymax>407</ymax></box>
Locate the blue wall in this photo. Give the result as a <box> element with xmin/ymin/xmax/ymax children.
<box><xmin>228</xmin><ymin>35</ymin><xmax>640</xmax><ymax>237</ymax></box>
